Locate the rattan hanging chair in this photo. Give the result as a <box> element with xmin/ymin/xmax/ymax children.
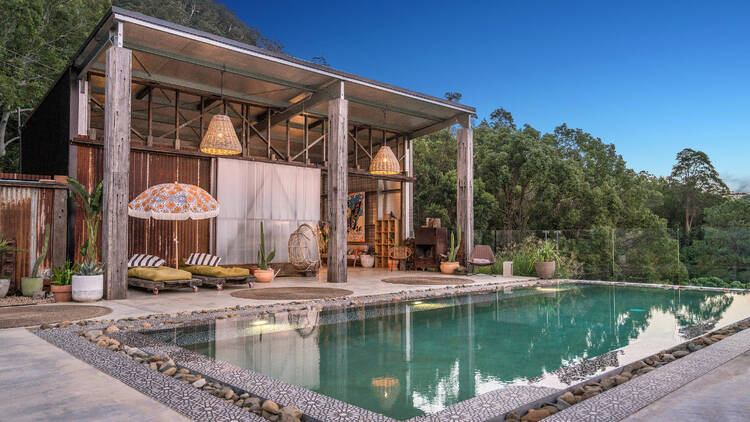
<box><xmin>288</xmin><ymin>223</ymin><xmax>321</xmax><ymax>272</ymax></box>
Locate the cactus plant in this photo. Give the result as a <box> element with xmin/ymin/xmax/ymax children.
<box><xmin>447</xmin><ymin>226</ymin><xmax>462</xmax><ymax>262</ymax></box>
<box><xmin>31</xmin><ymin>224</ymin><xmax>50</xmax><ymax>278</ymax></box>
<box><xmin>257</xmin><ymin>221</ymin><xmax>276</xmax><ymax>270</ymax></box>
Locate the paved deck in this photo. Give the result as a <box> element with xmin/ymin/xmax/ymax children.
<box><xmin>623</xmin><ymin>350</ymin><xmax>750</xmax><ymax>422</ymax></box>
<box><xmin>2</xmin><ymin>271</ymin><xmax>749</xmax><ymax>421</ymax></box>
<box><xmin>0</xmin><ymin>327</ymin><xmax>187</xmax><ymax>421</ymax></box>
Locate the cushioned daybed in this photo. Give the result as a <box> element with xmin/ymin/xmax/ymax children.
<box><xmin>181</xmin><ymin>265</ymin><xmax>254</xmax><ymax>290</ymax></box>
<box><xmin>128</xmin><ymin>266</ymin><xmax>201</xmax><ymax>295</ymax></box>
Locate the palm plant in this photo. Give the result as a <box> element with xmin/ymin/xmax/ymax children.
<box><xmin>67</xmin><ymin>177</ymin><xmax>103</xmax><ymax>264</ymax></box>
<box><xmin>257</xmin><ymin>221</ymin><xmax>276</xmax><ymax>270</ymax></box>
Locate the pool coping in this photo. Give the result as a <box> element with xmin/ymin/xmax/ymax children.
<box><xmin>33</xmin><ymin>279</ymin><xmax>750</xmax><ymax>422</ymax></box>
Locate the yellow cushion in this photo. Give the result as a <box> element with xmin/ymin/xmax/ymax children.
<box><xmin>128</xmin><ymin>266</ymin><xmax>192</xmax><ymax>281</ymax></box>
<box><xmin>181</xmin><ymin>265</ymin><xmax>250</xmax><ymax>278</ymax></box>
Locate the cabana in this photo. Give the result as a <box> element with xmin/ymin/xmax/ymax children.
<box><xmin>20</xmin><ymin>7</ymin><xmax>476</xmax><ymax>299</ymax></box>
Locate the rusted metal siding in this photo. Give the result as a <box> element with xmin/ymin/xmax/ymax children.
<box><xmin>0</xmin><ymin>181</ymin><xmax>65</xmax><ymax>290</ymax></box>
<box><xmin>73</xmin><ymin>145</ymin><xmax>211</xmax><ymax>267</ymax></box>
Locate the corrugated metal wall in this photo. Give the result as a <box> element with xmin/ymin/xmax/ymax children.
<box><xmin>74</xmin><ymin>145</ymin><xmax>211</xmax><ymax>266</ymax></box>
<box><xmin>216</xmin><ymin>159</ymin><xmax>320</xmax><ymax>265</ymax></box>
<box><xmin>0</xmin><ymin>181</ymin><xmax>65</xmax><ymax>290</ymax></box>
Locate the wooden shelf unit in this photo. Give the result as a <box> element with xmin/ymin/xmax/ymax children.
<box><xmin>375</xmin><ymin>219</ymin><xmax>400</xmax><ymax>268</ymax></box>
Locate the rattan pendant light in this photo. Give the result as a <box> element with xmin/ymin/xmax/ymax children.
<box><xmin>369</xmin><ymin>145</ymin><xmax>400</xmax><ymax>175</ymax></box>
<box><xmin>200</xmin><ymin>70</ymin><xmax>242</xmax><ymax>155</ymax></box>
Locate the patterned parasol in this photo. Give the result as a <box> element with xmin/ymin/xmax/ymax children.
<box><xmin>128</xmin><ymin>182</ymin><xmax>219</xmax><ymax>220</ymax></box>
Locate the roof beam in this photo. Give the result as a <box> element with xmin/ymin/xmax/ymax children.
<box><xmin>408</xmin><ymin>112</ymin><xmax>472</xmax><ymax>139</ymax></box>
<box><xmin>254</xmin><ymin>80</ymin><xmax>343</xmax><ymax>131</ymax></box>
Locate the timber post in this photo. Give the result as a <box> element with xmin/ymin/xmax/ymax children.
<box><xmin>327</xmin><ymin>81</ymin><xmax>347</xmax><ymax>283</ymax></box>
<box><xmin>102</xmin><ymin>23</ymin><xmax>131</xmax><ymax>300</ymax></box>
<box><xmin>456</xmin><ymin>115</ymin><xmax>474</xmax><ymax>267</ymax></box>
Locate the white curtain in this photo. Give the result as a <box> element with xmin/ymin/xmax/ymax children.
<box><xmin>216</xmin><ymin>159</ymin><xmax>320</xmax><ymax>264</ymax></box>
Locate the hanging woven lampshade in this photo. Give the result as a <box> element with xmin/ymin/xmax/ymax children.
<box><xmin>200</xmin><ymin>114</ymin><xmax>242</xmax><ymax>155</ymax></box>
<box><xmin>369</xmin><ymin>145</ymin><xmax>400</xmax><ymax>175</ymax></box>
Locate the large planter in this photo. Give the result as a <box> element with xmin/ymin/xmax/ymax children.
<box><xmin>534</xmin><ymin>261</ymin><xmax>556</xmax><ymax>279</ymax></box>
<box><xmin>21</xmin><ymin>277</ymin><xmax>43</xmax><ymax>297</ymax></box>
<box><xmin>50</xmin><ymin>284</ymin><xmax>72</xmax><ymax>302</ymax></box>
<box><xmin>254</xmin><ymin>269</ymin><xmax>274</xmax><ymax>283</ymax></box>
<box><xmin>360</xmin><ymin>255</ymin><xmax>375</xmax><ymax>268</ymax></box>
<box><xmin>440</xmin><ymin>261</ymin><xmax>459</xmax><ymax>274</ymax></box>
<box><xmin>72</xmin><ymin>274</ymin><xmax>103</xmax><ymax>302</ymax></box>
<box><xmin>0</xmin><ymin>278</ymin><xmax>9</xmax><ymax>298</ymax></box>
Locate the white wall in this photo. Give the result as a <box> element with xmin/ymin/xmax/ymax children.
<box><xmin>216</xmin><ymin>159</ymin><xmax>320</xmax><ymax>264</ymax></box>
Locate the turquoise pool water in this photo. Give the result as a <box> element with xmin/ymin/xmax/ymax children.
<box><xmin>153</xmin><ymin>284</ymin><xmax>749</xmax><ymax>420</ymax></box>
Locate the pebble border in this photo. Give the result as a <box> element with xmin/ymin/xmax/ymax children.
<box><xmin>32</xmin><ymin>279</ymin><xmax>750</xmax><ymax>422</ymax></box>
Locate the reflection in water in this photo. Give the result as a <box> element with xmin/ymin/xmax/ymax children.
<box><xmin>163</xmin><ymin>285</ymin><xmax>748</xmax><ymax>420</ymax></box>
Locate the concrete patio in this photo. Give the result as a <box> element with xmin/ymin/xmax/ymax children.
<box><xmin>2</xmin><ymin>272</ymin><xmax>750</xmax><ymax>421</ymax></box>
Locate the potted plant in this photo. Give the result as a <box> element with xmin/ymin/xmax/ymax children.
<box><xmin>50</xmin><ymin>261</ymin><xmax>74</xmax><ymax>302</ymax></box>
<box><xmin>255</xmin><ymin>221</ymin><xmax>276</xmax><ymax>283</ymax></box>
<box><xmin>68</xmin><ymin>177</ymin><xmax>105</xmax><ymax>301</ymax></box>
<box><xmin>21</xmin><ymin>224</ymin><xmax>49</xmax><ymax>296</ymax></box>
<box><xmin>72</xmin><ymin>261</ymin><xmax>104</xmax><ymax>301</ymax></box>
<box><xmin>0</xmin><ymin>235</ymin><xmax>23</xmax><ymax>298</ymax></box>
<box><xmin>534</xmin><ymin>240</ymin><xmax>559</xmax><ymax>279</ymax></box>
<box><xmin>361</xmin><ymin>246</ymin><xmax>376</xmax><ymax>268</ymax></box>
<box><xmin>440</xmin><ymin>227</ymin><xmax>461</xmax><ymax>274</ymax></box>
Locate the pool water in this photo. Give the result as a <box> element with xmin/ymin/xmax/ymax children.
<box><xmin>151</xmin><ymin>284</ymin><xmax>749</xmax><ymax>420</ymax></box>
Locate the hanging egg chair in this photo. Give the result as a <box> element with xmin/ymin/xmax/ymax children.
<box><xmin>288</xmin><ymin>223</ymin><xmax>321</xmax><ymax>272</ymax></box>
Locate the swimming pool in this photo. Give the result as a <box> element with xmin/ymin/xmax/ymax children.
<box><xmin>148</xmin><ymin>283</ymin><xmax>750</xmax><ymax>420</ymax></box>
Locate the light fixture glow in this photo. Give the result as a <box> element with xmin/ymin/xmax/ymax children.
<box><xmin>251</xmin><ymin>320</ymin><xmax>268</xmax><ymax>326</ymax></box>
<box><xmin>369</xmin><ymin>145</ymin><xmax>400</xmax><ymax>175</ymax></box>
<box><xmin>200</xmin><ymin>114</ymin><xmax>242</xmax><ymax>155</ymax></box>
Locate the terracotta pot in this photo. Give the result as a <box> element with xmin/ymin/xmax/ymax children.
<box><xmin>387</xmin><ymin>259</ymin><xmax>399</xmax><ymax>271</ymax></box>
<box><xmin>440</xmin><ymin>262</ymin><xmax>459</xmax><ymax>274</ymax></box>
<box><xmin>534</xmin><ymin>261</ymin><xmax>556</xmax><ymax>279</ymax></box>
<box><xmin>50</xmin><ymin>284</ymin><xmax>72</xmax><ymax>302</ymax></box>
<box><xmin>254</xmin><ymin>269</ymin><xmax>275</xmax><ymax>283</ymax></box>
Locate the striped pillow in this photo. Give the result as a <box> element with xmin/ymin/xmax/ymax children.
<box><xmin>185</xmin><ymin>253</ymin><xmax>221</xmax><ymax>267</ymax></box>
<box><xmin>128</xmin><ymin>254</ymin><xmax>165</xmax><ymax>268</ymax></box>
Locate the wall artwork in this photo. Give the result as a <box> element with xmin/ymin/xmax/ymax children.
<box><xmin>347</xmin><ymin>192</ymin><xmax>365</xmax><ymax>242</ymax></box>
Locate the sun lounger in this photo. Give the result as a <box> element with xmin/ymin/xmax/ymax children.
<box><xmin>127</xmin><ymin>266</ymin><xmax>201</xmax><ymax>295</ymax></box>
<box><xmin>180</xmin><ymin>265</ymin><xmax>254</xmax><ymax>290</ymax></box>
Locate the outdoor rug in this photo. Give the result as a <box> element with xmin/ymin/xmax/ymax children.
<box><xmin>0</xmin><ymin>304</ymin><xmax>112</xmax><ymax>328</ymax></box>
<box><xmin>231</xmin><ymin>287</ymin><xmax>354</xmax><ymax>300</ymax></box>
<box><xmin>381</xmin><ymin>276</ymin><xmax>474</xmax><ymax>285</ymax></box>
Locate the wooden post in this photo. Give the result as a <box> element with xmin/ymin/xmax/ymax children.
<box><xmin>102</xmin><ymin>43</ymin><xmax>131</xmax><ymax>300</ymax></box>
<box><xmin>327</xmin><ymin>81</ymin><xmax>347</xmax><ymax>283</ymax></box>
<box><xmin>456</xmin><ymin>120</ymin><xmax>474</xmax><ymax>267</ymax></box>
<box><xmin>174</xmin><ymin>90</ymin><xmax>180</xmax><ymax>150</ymax></box>
<box><xmin>401</xmin><ymin>137</ymin><xmax>413</xmax><ymax>240</ymax></box>
<box><xmin>51</xmin><ymin>188</ymin><xmax>67</xmax><ymax>268</ymax></box>
<box><xmin>146</xmin><ymin>87</ymin><xmax>153</xmax><ymax>146</ymax></box>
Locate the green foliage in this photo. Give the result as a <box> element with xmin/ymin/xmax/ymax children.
<box><xmin>68</xmin><ymin>177</ymin><xmax>103</xmax><ymax>264</ymax></box>
<box><xmin>31</xmin><ymin>224</ymin><xmax>50</xmax><ymax>278</ymax></box>
<box><xmin>668</xmin><ymin>148</ymin><xmax>729</xmax><ymax>233</ymax></box>
<box><xmin>76</xmin><ymin>260</ymin><xmax>104</xmax><ymax>275</ymax></box>
<box><xmin>447</xmin><ymin>226</ymin><xmax>461</xmax><ymax>262</ymax></box>
<box><xmin>51</xmin><ymin>261</ymin><xmax>74</xmax><ymax>286</ymax></box>
<box><xmin>0</xmin><ymin>234</ymin><xmax>23</xmax><ymax>277</ymax></box>
<box><xmin>535</xmin><ymin>240</ymin><xmax>559</xmax><ymax>263</ymax></box>
<box><xmin>257</xmin><ymin>221</ymin><xmax>275</xmax><ymax>270</ymax></box>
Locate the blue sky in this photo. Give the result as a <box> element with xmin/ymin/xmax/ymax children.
<box><xmin>224</xmin><ymin>0</ymin><xmax>750</xmax><ymax>191</ymax></box>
